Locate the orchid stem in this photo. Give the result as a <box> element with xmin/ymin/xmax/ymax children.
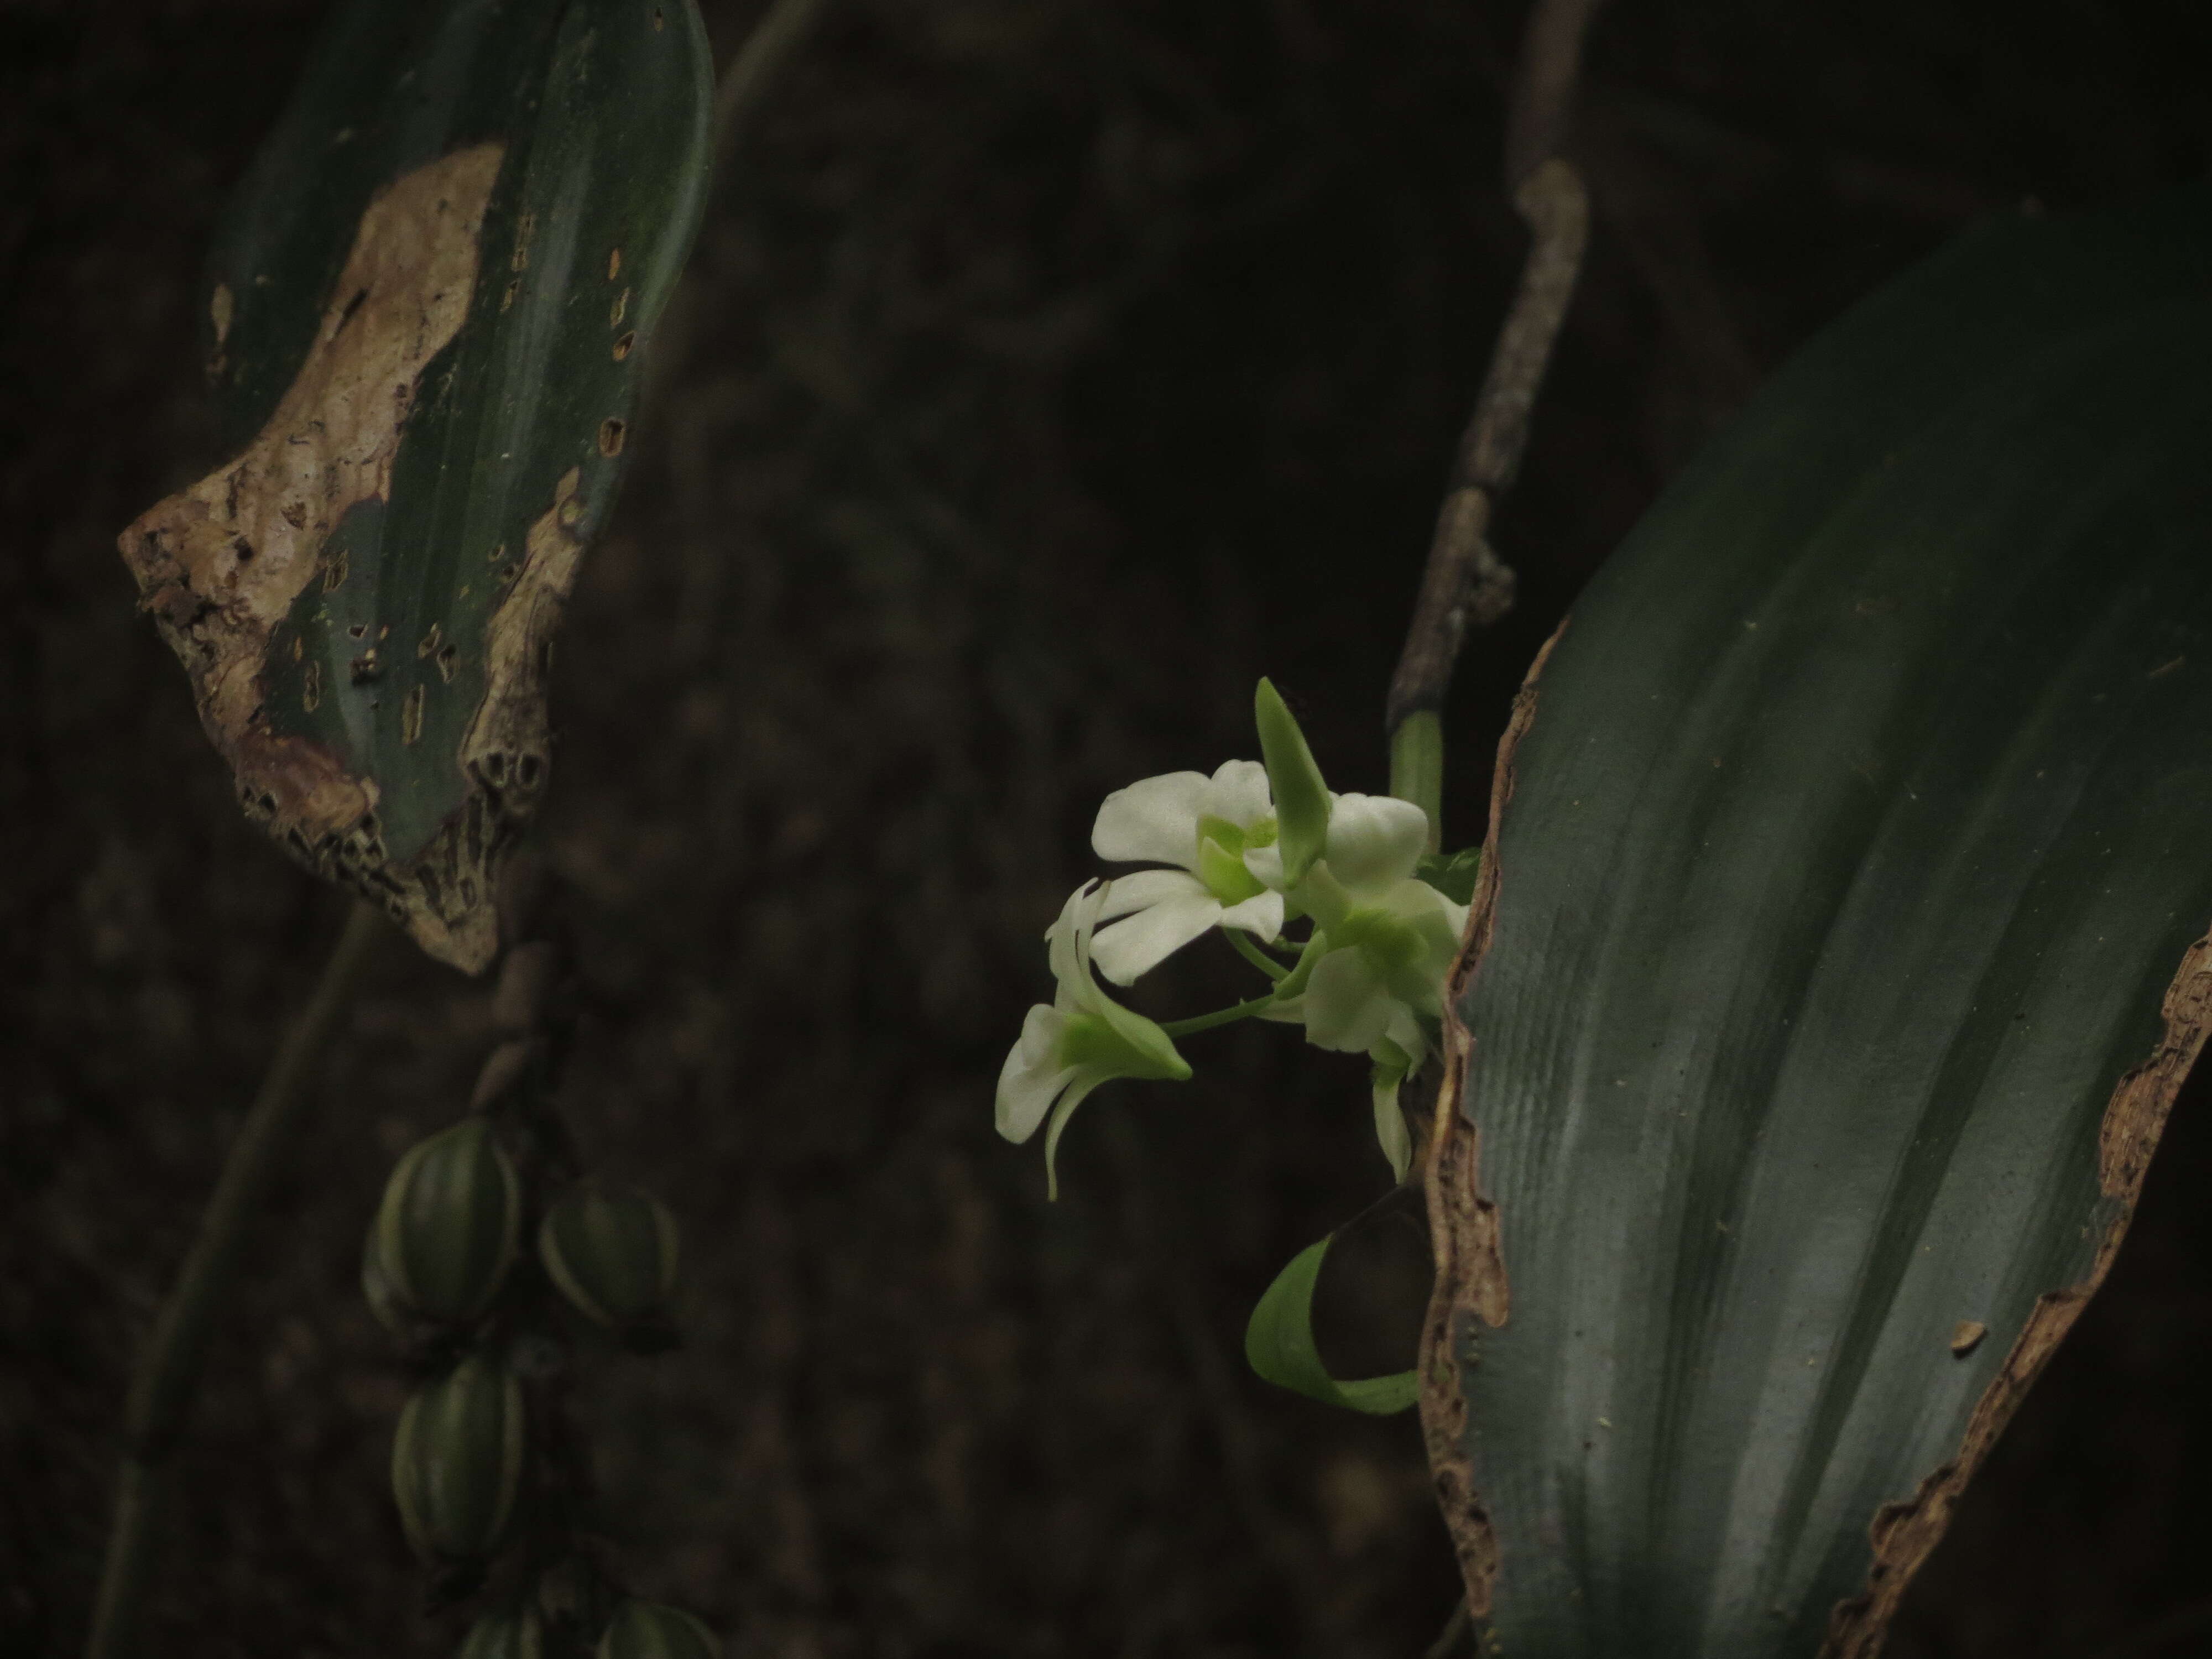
<box><xmin>1227</xmin><ymin>932</ymin><xmax>1290</xmax><ymax>982</ymax></box>
<box><xmin>1162</xmin><ymin>993</ymin><xmax>1281</xmax><ymax>1040</ymax></box>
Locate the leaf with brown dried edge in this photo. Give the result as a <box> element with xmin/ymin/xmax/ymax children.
<box><xmin>1420</xmin><ymin>186</ymin><xmax>2212</xmax><ymax>1656</ymax></box>
<box><xmin>119</xmin><ymin>0</ymin><xmax>712</xmax><ymax>971</ymax></box>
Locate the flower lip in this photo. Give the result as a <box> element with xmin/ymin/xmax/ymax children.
<box><xmin>997</xmin><ymin>881</ymin><xmax>1191</xmax><ymax>1193</ymax></box>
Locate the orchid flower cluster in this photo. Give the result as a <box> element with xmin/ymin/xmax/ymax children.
<box><xmin>997</xmin><ymin>680</ymin><xmax>1476</xmax><ymax>1196</ymax></box>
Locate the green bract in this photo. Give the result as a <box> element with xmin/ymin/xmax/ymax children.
<box><xmin>114</xmin><ymin>0</ymin><xmax>713</xmax><ymax>972</ymax></box>
<box><xmin>390</xmin><ymin>1353</ymin><xmax>526</xmax><ymax>1563</ymax></box>
<box><xmin>539</xmin><ymin>1181</ymin><xmax>681</xmax><ymax>1332</ymax></box>
<box><xmin>597</xmin><ymin>1600</ymin><xmax>721</xmax><ymax>1659</ymax></box>
<box><xmin>375</xmin><ymin>1118</ymin><xmax>522</xmax><ymax>1324</ymax></box>
<box><xmin>1430</xmin><ymin>186</ymin><xmax>2212</xmax><ymax>1655</ymax></box>
<box><xmin>1254</xmin><ymin>679</ymin><xmax>1331</xmax><ymax>889</ymax></box>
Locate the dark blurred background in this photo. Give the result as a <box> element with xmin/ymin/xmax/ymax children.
<box><xmin>6</xmin><ymin>1</ymin><xmax>2212</xmax><ymax>1654</ymax></box>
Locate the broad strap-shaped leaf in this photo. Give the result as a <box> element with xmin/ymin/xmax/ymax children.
<box><xmin>1420</xmin><ymin>187</ymin><xmax>2212</xmax><ymax>1657</ymax></box>
<box><xmin>118</xmin><ymin>0</ymin><xmax>712</xmax><ymax>970</ymax></box>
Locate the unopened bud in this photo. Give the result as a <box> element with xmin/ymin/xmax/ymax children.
<box><xmin>597</xmin><ymin>1601</ymin><xmax>719</xmax><ymax>1659</ymax></box>
<box><xmin>362</xmin><ymin>1215</ymin><xmax>408</xmax><ymax>1338</ymax></box>
<box><xmin>391</xmin><ymin>1354</ymin><xmax>526</xmax><ymax>1563</ymax></box>
<box><xmin>539</xmin><ymin>1181</ymin><xmax>679</xmax><ymax>1332</ymax></box>
<box><xmin>375</xmin><ymin>1119</ymin><xmax>521</xmax><ymax>1323</ymax></box>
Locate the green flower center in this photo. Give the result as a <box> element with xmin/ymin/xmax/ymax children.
<box><xmin>1195</xmin><ymin>812</ymin><xmax>1275</xmax><ymax>906</ymax></box>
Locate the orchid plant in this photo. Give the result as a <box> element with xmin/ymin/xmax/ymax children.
<box><xmin>997</xmin><ymin>677</ymin><xmax>1477</xmax><ymax>1254</ymax></box>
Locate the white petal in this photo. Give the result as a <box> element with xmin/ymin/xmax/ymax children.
<box><xmin>1302</xmin><ymin>947</ymin><xmax>1396</xmax><ymax>1053</ymax></box>
<box><xmin>1200</xmin><ymin>759</ymin><xmax>1273</xmax><ymax>828</ymax></box>
<box><xmin>1324</xmin><ymin>794</ymin><xmax>1430</xmax><ymax>894</ymax></box>
<box><xmin>1089</xmin><ymin>890</ymin><xmax>1223</xmax><ymax>985</ymax></box>
<box><xmin>1093</xmin><ymin>772</ymin><xmax>1208</xmax><ymax>868</ymax></box>
<box><xmin>1216</xmin><ymin>888</ymin><xmax>1285</xmax><ymax>943</ymax></box>
<box><xmin>1242</xmin><ymin>842</ymin><xmax>1286</xmax><ymax>890</ymax></box>
<box><xmin>1371</xmin><ymin>1066</ymin><xmax>1412</xmax><ymax>1182</ymax></box>
<box><xmin>997</xmin><ymin>1005</ymin><xmax>1077</xmax><ymax>1142</ymax></box>
<box><xmin>1096</xmin><ymin>867</ymin><xmax>1211</xmax><ymax>922</ymax></box>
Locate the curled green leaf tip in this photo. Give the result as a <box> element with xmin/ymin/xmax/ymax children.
<box><xmin>1244</xmin><ymin>1234</ymin><xmax>1417</xmax><ymax>1415</ymax></box>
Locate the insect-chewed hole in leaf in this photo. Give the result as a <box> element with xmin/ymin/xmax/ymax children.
<box><xmin>486</xmin><ymin>541</ymin><xmax>506</xmax><ymax>567</ymax></box>
<box><xmin>347</xmin><ymin>623</ymin><xmax>367</xmax><ymax>639</ymax></box>
<box><xmin>479</xmin><ymin>750</ymin><xmax>508</xmax><ymax>786</ymax></box>
<box><xmin>302</xmin><ymin>658</ymin><xmax>322</xmax><ymax>712</ymax></box>
<box><xmin>231</xmin><ymin>535</ymin><xmax>255</xmax><ymax>565</ymax></box>
<box><xmin>516</xmin><ymin>753</ymin><xmax>543</xmax><ymax>791</ymax></box>
<box><xmin>609</xmin><ymin>288</ymin><xmax>629</xmax><ymax>328</ymax></box>
<box><xmin>436</xmin><ymin>643</ymin><xmax>459</xmax><ymax>684</ymax></box>
<box><xmin>612</xmin><ymin>330</ymin><xmax>636</xmax><ymax>362</ymax></box>
<box><xmin>290</xmin><ymin>634</ymin><xmax>304</xmax><ymax>662</ymax></box>
<box><xmin>418</xmin><ymin>623</ymin><xmax>442</xmax><ymax>660</ymax></box>
<box><xmin>350</xmin><ymin>646</ymin><xmax>380</xmax><ymax>684</ymax></box>
<box><xmin>597</xmin><ymin>418</ymin><xmax>625</xmax><ymax>457</ymax></box>
<box><xmin>608</xmin><ymin>248</ymin><xmax>622</xmax><ymax>280</ymax></box>
<box><xmin>500</xmin><ymin>279</ymin><xmax>519</xmax><ymax>314</ymax></box>
<box><xmin>401</xmin><ymin>684</ymin><xmax>426</xmax><ymax>746</ymax></box>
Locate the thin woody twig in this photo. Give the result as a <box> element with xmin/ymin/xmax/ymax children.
<box><xmin>1504</xmin><ymin>0</ymin><xmax>1608</xmax><ymax>196</ymax></box>
<box><xmin>1384</xmin><ymin>0</ymin><xmax>1604</xmax><ymax>745</ymax></box>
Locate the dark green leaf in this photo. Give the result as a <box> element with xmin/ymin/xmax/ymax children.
<box><xmin>1246</xmin><ymin>1236</ymin><xmax>1418</xmax><ymax>1415</ymax></box>
<box><xmin>1430</xmin><ymin>187</ymin><xmax>2212</xmax><ymax>1656</ymax></box>
<box><xmin>118</xmin><ymin>0</ymin><xmax>713</xmax><ymax>970</ymax></box>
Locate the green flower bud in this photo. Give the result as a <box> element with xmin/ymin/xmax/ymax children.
<box><xmin>390</xmin><ymin>1354</ymin><xmax>526</xmax><ymax>1563</ymax></box>
<box><xmin>362</xmin><ymin>1214</ymin><xmax>408</xmax><ymax>1339</ymax></box>
<box><xmin>597</xmin><ymin>1601</ymin><xmax>720</xmax><ymax>1659</ymax></box>
<box><xmin>539</xmin><ymin>1181</ymin><xmax>680</xmax><ymax>1332</ymax></box>
<box><xmin>374</xmin><ymin>1118</ymin><xmax>522</xmax><ymax>1323</ymax></box>
<box><xmin>457</xmin><ymin>1604</ymin><xmax>546</xmax><ymax>1659</ymax></box>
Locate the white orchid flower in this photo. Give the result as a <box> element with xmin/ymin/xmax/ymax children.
<box><xmin>997</xmin><ymin>880</ymin><xmax>1192</xmax><ymax>1197</ymax></box>
<box><xmin>1087</xmin><ymin>759</ymin><xmax>1289</xmax><ymax>985</ymax></box>
<box><xmin>1270</xmin><ymin>792</ymin><xmax>1468</xmax><ymax>1180</ymax></box>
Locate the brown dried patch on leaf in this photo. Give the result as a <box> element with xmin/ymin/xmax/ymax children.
<box><xmin>1417</xmin><ymin>619</ymin><xmax>1566</xmax><ymax>1621</ymax></box>
<box><xmin>371</xmin><ymin>465</ymin><xmax>588</xmax><ymax>975</ymax></box>
<box><xmin>114</xmin><ymin>142</ymin><xmax>503</xmax><ymax>967</ymax></box>
<box><xmin>1819</xmin><ymin>930</ymin><xmax>2212</xmax><ymax>1656</ymax></box>
<box><xmin>458</xmin><ymin>464</ymin><xmax>585</xmax><ymax>816</ymax></box>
